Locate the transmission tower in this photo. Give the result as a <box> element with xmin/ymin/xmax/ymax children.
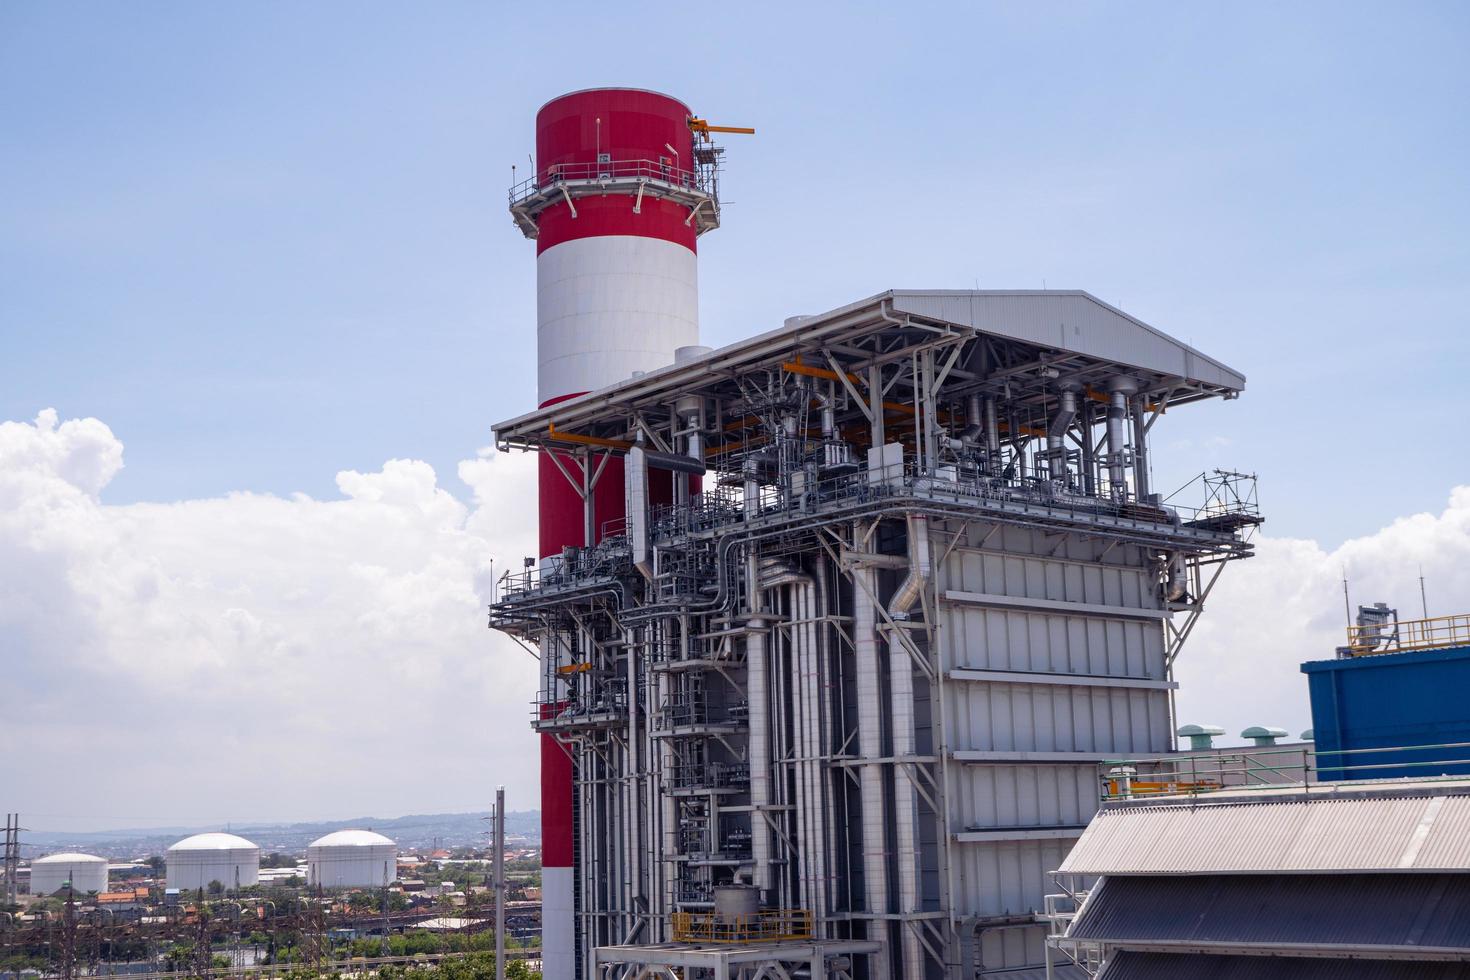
<box><xmin>2</xmin><ymin>813</ymin><xmax>22</xmax><ymax>906</ymax></box>
<box><xmin>192</xmin><ymin>895</ymin><xmax>214</xmax><ymax>980</ymax></box>
<box><xmin>58</xmin><ymin>889</ymin><xmax>77</xmax><ymax>980</ymax></box>
<box><xmin>302</xmin><ymin>884</ymin><xmax>327</xmax><ymax>972</ymax></box>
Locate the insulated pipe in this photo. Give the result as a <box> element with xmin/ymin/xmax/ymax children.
<box><xmin>743</xmin><ymin>457</ymin><xmax>761</xmax><ymax>521</ymax></box>
<box><xmin>1131</xmin><ymin>394</ymin><xmax>1151</xmax><ymax>501</ymax></box>
<box><xmin>657</xmin><ymin>621</ymin><xmax>678</xmax><ymax>917</ymax></box>
<box><xmin>1105</xmin><ymin>377</ymin><xmax>1137</xmax><ymax>496</ymax></box>
<box><xmin>626</xmin><ymin>639</ymin><xmax>640</xmax><ymax>926</ymax></box>
<box><xmin>887</xmin><ymin>627</ymin><xmax>921</xmax><ymax>977</ymax></box>
<box><xmin>760</xmin><ymin>567</ymin><xmax>820</xmax><ymax>917</ymax></box>
<box><xmin>852</xmin><ymin>565</ymin><xmax>891</xmax><ymax>980</ymax></box>
<box><xmin>1047</xmin><ymin>385</ymin><xmax>1079</xmax><ymax>451</ymax></box>
<box><xmin>816</xmin><ymin>391</ymin><xmax>836</xmax><ymax>440</ymax></box>
<box><xmin>1165</xmin><ymin>552</ymin><xmax>1188</xmax><ymax>602</ymax></box>
<box><xmin>812</xmin><ymin>559</ymin><xmax>833</xmax><ymax>924</ymax></box>
<box><xmin>798</xmin><ymin>582</ymin><xmax>823</xmax><ymax>921</ymax></box>
<box><xmin>888</xmin><ymin>515</ymin><xmax>932</xmax><ymax>618</ymax></box>
<box><xmin>886</xmin><ymin>515</ymin><xmax>930</xmax><ymax>978</ymax></box>
<box><xmin>960</xmin><ymin>393</ymin><xmax>984</xmax><ymax>442</ymax></box>
<box><xmin>746</xmin><ymin>621</ymin><xmax>773</xmax><ymax>894</ymax></box>
<box><xmin>985</xmin><ymin>396</ymin><xmax>1001</xmax><ymax>467</ymax></box>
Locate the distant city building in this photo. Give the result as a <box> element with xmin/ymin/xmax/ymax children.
<box><xmin>306</xmin><ymin>830</ymin><xmax>397</xmax><ymax>889</ymax></box>
<box><xmin>166</xmin><ymin>833</ymin><xmax>261</xmax><ymax>891</ymax></box>
<box><xmin>30</xmin><ymin>853</ymin><xmax>108</xmax><ymax>895</ymax></box>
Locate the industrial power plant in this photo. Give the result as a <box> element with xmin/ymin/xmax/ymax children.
<box><xmin>4</xmin><ymin>71</ymin><xmax>1468</xmax><ymax>980</ymax></box>
<box><xmin>488</xmin><ymin>87</ymin><xmax>1264</xmax><ymax>980</ymax></box>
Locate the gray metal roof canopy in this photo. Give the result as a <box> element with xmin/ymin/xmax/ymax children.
<box><xmin>494</xmin><ymin>289</ymin><xmax>1243</xmax><ymax>448</ymax></box>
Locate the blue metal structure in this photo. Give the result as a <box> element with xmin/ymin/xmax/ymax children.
<box><xmin>1302</xmin><ymin>645</ymin><xmax>1470</xmax><ymax>780</ymax></box>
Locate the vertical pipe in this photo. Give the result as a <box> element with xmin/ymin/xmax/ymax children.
<box><xmin>812</xmin><ymin>562</ymin><xmax>832</xmax><ymax>926</ymax></box>
<box><xmin>888</xmin><ymin>632</ymin><xmax>922</xmax><ymax>976</ymax></box>
<box><xmin>747</xmin><ymin>621</ymin><xmax>772</xmax><ymax>894</ymax></box>
<box><xmin>1131</xmin><ymin>394</ymin><xmax>1151</xmax><ymax>501</ymax></box>
<box><xmin>1080</xmin><ymin>398</ymin><xmax>1096</xmax><ymax>497</ymax></box>
<box><xmin>658</xmin><ymin>621</ymin><xmax>678</xmax><ymax>914</ymax></box>
<box><xmin>853</xmin><ymin>565</ymin><xmax>890</xmax><ymax>980</ymax></box>
<box><xmin>886</xmin><ymin>515</ymin><xmax>930</xmax><ymax>977</ymax></box>
<box><xmin>1106</xmin><ymin>391</ymin><xmax>1128</xmax><ymax>495</ymax></box>
<box><xmin>626</xmin><ymin>634</ymin><xmax>642</xmax><ymax>926</ymax></box>
<box><xmin>984</xmin><ymin>396</ymin><xmax>1000</xmax><ymax>474</ymax></box>
<box><xmin>794</xmin><ymin>582</ymin><xmax>815</xmax><ymax>914</ymax></box>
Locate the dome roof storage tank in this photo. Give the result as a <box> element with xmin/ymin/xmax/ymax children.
<box><xmin>306</xmin><ymin>830</ymin><xmax>398</xmax><ymax>889</ymax></box>
<box><xmin>165</xmin><ymin>832</ymin><xmax>260</xmax><ymax>891</ymax></box>
<box><xmin>30</xmin><ymin>853</ymin><xmax>108</xmax><ymax>895</ymax></box>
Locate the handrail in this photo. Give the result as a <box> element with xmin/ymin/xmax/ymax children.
<box><xmin>670</xmin><ymin>908</ymin><xmax>811</xmax><ymax>944</ymax></box>
<box><xmin>509</xmin><ymin>157</ymin><xmax>709</xmax><ymax>207</ymax></box>
<box><xmin>1345</xmin><ymin>611</ymin><xmax>1470</xmax><ymax>657</ymax></box>
<box><xmin>1100</xmin><ymin>739</ymin><xmax>1470</xmax><ymax>800</ymax></box>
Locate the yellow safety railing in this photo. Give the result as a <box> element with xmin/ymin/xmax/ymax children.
<box><xmin>671</xmin><ymin>909</ymin><xmax>812</xmax><ymax>944</ymax></box>
<box><xmin>1346</xmin><ymin>612</ymin><xmax>1470</xmax><ymax>656</ymax></box>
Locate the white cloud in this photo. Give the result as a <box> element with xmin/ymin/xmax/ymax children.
<box><xmin>4</xmin><ymin>409</ymin><xmax>1467</xmax><ymax>830</ymax></box>
<box><xmin>1176</xmin><ymin>486</ymin><xmax>1470</xmax><ymax>743</ymax></box>
<box><xmin>0</xmin><ymin>411</ymin><xmax>539</xmax><ymax>832</ymax></box>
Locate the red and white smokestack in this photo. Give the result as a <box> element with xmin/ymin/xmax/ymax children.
<box><xmin>510</xmin><ymin>87</ymin><xmax>721</xmax><ymax>980</ymax></box>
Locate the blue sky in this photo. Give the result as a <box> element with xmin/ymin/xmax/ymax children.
<box><xmin>3</xmin><ymin>1</ymin><xmax>1466</xmax><ymax>547</ymax></box>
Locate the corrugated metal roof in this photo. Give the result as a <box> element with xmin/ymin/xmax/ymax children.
<box><xmin>494</xmin><ymin>289</ymin><xmax>1243</xmax><ymax>440</ymax></box>
<box><xmin>1070</xmin><ymin>873</ymin><xmax>1470</xmax><ymax>949</ymax></box>
<box><xmin>1097</xmin><ymin>952</ymin><xmax>1470</xmax><ymax>980</ymax></box>
<box><xmin>1058</xmin><ymin>793</ymin><xmax>1470</xmax><ymax>874</ymax></box>
<box><xmin>888</xmin><ymin>291</ymin><xmax>1245</xmax><ymax>390</ymax></box>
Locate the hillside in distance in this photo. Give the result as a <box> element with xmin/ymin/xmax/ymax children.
<box><xmin>24</xmin><ymin>811</ymin><xmax>541</xmax><ymax>861</ymax></box>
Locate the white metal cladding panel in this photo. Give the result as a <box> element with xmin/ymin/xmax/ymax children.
<box><xmin>536</xmin><ymin>235</ymin><xmax>699</xmax><ymax>400</ymax></box>
<box><xmin>944</xmin><ymin>606</ymin><xmax>1163</xmax><ymax>678</ymax></box>
<box><xmin>954</xmin><ymin>837</ymin><xmax>1075</xmax><ymax>915</ymax></box>
<box><xmin>961</xmin><ymin>522</ymin><xmax>1143</xmax><ymax>563</ymax></box>
<box><xmin>1058</xmin><ymin>794</ymin><xmax>1470</xmax><ymax>874</ymax></box>
<box><xmin>542</xmin><ymin>865</ymin><xmax>574</xmax><ymax>980</ymax></box>
<box><xmin>887</xmin><ymin>291</ymin><xmax>1245</xmax><ymax>391</ymax></box>
<box><xmin>951</xmin><ymin>764</ymin><xmax>1099</xmax><ymax>829</ymax></box>
<box><xmin>948</xmin><ymin>681</ymin><xmax>1169</xmax><ymax>754</ymax></box>
<box><xmin>977</xmin><ymin>923</ymin><xmax>1053</xmax><ymax>975</ymax></box>
<box><xmin>949</xmin><ymin>547</ymin><xmax>1154</xmax><ymax>610</ymax></box>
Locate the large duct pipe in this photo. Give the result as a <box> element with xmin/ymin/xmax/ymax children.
<box><xmin>1164</xmin><ymin>552</ymin><xmax>1188</xmax><ymax>602</ymax></box>
<box><xmin>852</xmin><ymin>565</ymin><xmax>890</xmax><ymax>980</ymax></box>
<box><xmin>886</xmin><ymin>515</ymin><xmax>930</xmax><ymax>978</ymax></box>
<box><xmin>1131</xmin><ymin>394</ymin><xmax>1151</xmax><ymax>501</ymax></box>
<box><xmin>746</xmin><ymin>621</ymin><xmax>772</xmax><ymax>894</ymax></box>
<box><xmin>811</xmin><ymin>559</ymin><xmax>833</xmax><ymax>924</ymax></box>
<box><xmin>1047</xmin><ymin>385</ymin><xmax>1079</xmax><ymax>451</ymax></box>
<box><xmin>743</xmin><ymin>457</ymin><xmax>761</xmax><ymax>521</ymax></box>
<box><xmin>888</xmin><ymin>515</ymin><xmax>932</xmax><ymax>619</ymax></box>
<box><xmin>1105</xmin><ymin>377</ymin><xmax>1137</xmax><ymax>496</ymax></box>
<box><xmin>960</xmin><ymin>393</ymin><xmax>984</xmax><ymax>442</ymax></box>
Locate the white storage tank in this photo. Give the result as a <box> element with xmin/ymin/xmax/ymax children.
<box><xmin>30</xmin><ymin>853</ymin><xmax>108</xmax><ymax>895</ymax></box>
<box><xmin>166</xmin><ymin>832</ymin><xmax>260</xmax><ymax>891</ymax></box>
<box><xmin>306</xmin><ymin>830</ymin><xmax>397</xmax><ymax>889</ymax></box>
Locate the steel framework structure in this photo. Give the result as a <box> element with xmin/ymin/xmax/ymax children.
<box><xmin>490</xmin><ymin>291</ymin><xmax>1260</xmax><ymax>979</ymax></box>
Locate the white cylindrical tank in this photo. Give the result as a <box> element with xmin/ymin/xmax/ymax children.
<box><xmin>166</xmin><ymin>833</ymin><xmax>260</xmax><ymax>891</ymax></box>
<box><xmin>30</xmin><ymin>853</ymin><xmax>108</xmax><ymax>895</ymax></box>
<box><xmin>306</xmin><ymin>830</ymin><xmax>397</xmax><ymax>889</ymax></box>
